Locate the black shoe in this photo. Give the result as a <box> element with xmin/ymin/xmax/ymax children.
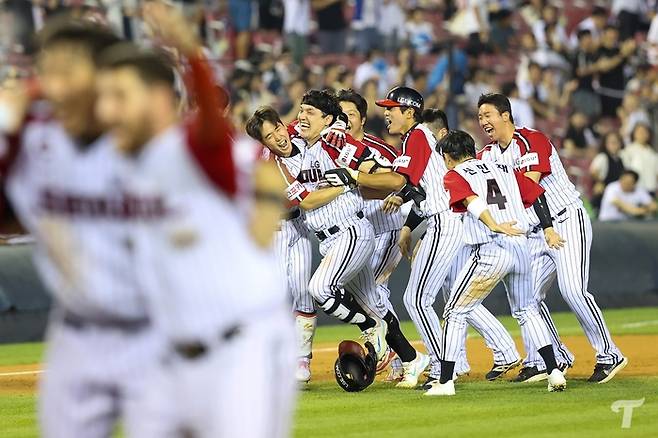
<box><xmin>511</xmin><ymin>366</ymin><xmax>548</xmax><ymax>383</ymax></box>
<box><xmin>416</xmin><ymin>376</ymin><xmax>439</xmax><ymax>390</ymax></box>
<box><xmin>485</xmin><ymin>359</ymin><xmax>522</xmax><ymax>381</ymax></box>
<box><xmin>588</xmin><ymin>357</ymin><xmax>628</xmax><ymax>384</ymax></box>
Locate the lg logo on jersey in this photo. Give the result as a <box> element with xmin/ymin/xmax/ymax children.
<box><xmin>611</xmin><ymin>398</ymin><xmax>645</xmax><ymax>428</ymax></box>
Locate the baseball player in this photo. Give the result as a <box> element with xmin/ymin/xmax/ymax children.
<box><xmin>293</xmin><ymin>89</ymin><xmax>431</xmax><ymax>387</ymax></box>
<box><xmin>246</xmin><ymin>107</ymin><xmax>317</xmax><ymax>383</ymax></box>
<box><xmin>427</xmin><ymin>130</ymin><xmax>567</xmax><ymax>396</ymax></box>
<box><xmin>477</xmin><ymin>93</ymin><xmax>627</xmax><ymax>383</ymax></box>
<box><xmin>325</xmin><ymin>87</ymin><xmax>521</xmax><ymax>388</ymax></box>
<box><xmin>335</xmin><ymin>88</ymin><xmax>405</xmax><ymax>374</ymax></box>
<box><xmin>95</xmin><ymin>6</ymin><xmax>295</xmax><ymax>437</ymax></box>
<box><xmin>0</xmin><ymin>20</ymin><xmax>164</xmax><ymax>438</ymax></box>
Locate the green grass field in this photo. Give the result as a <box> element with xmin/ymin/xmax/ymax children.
<box><xmin>1</xmin><ymin>307</ymin><xmax>657</xmax><ymax>437</ymax></box>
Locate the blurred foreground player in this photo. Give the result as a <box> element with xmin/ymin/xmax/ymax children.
<box><xmin>0</xmin><ymin>19</ymin><xmax>165</xmax><ymax>438</ymax></box>
<box><xmin>429</xmin><ymin>130</ymin><xmax>566</xmax><ymax>396</ymax></box>
<box><xmin>95</xmin><ymin>4</ymin><xmax>295</xmax><ymax>437</ymax></box>
<box><xmin>246</xmin><ymin>106</ymin><xmax>317</xmax><ymax>383</ymax></box>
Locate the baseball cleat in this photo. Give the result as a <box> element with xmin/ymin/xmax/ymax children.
<box><xmin>361</xmin><ymin>320</ymin><xmax>388</xmax><ymax>362</ymax></box>
<box><xmin>376</xmin><ymin>347</ymin><xmax>397</xmax><ymax>374</ymax></box>
<box><xmin>547</xmin><ymin>368</ymin><xmax>567</xmax><ymax>392</ymax></box>
<box><xmin>588</xmin><ymin>357</ymin><xmax>628</xmax><ymax>384</ymax></box>
<box><xmin>396</xmin><ymin>352</ymin><xmax>430</xmax><ymax>389</ymax></box>
<box><xmin>511</xmin><ymin>366</ymin><xmax>548</xmax><ymax>383</ymax></box>
<box><xmin>295</xmin><ymin>358</ymin><xmax>311</xmax><ymax>383</ymax></box>
<box><xmin>424</xmin><ymin>379</ymin><xmax>456</xmax><ymax>396</ymax></box>
<box><xmin>485</xmin><ymin>359</ymin><xmax>522</xmax><ymax>381</ymax></box>
<box><xmin>417</xmin><ymin>376</ymin><xmax>439</xmax><ymax>390</ymax></box>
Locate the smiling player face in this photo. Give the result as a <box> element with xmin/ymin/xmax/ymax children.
<box><xmin>260</xmin><ymin>120</ymin><xmax>293</xmax><ymax>156</ymax></box>
<box><xmin>339</xmin><ymin>101</ymin><xmax>364</xmax><ymax>139</ymax></box>
<box><xmin>478</xmin><ymin>103</ymin><xmax>508</xmax><ymax>143</ymax></box>
<box><xmin>297</xmin><ymin>104</ymin><xmax>332</xmax><ymax>143</ymax></box>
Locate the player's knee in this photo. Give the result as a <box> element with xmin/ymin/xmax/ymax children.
<box><xmin>402</xmin><ymin>288</ymin><xmax>417</xmax><ymax>312</ymax></box>
<box><xmin>308</xmin><ymin>278</ymin><xmax>331</xmax><ymax>303</ymax></box>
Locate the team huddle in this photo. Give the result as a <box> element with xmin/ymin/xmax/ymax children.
<box><xmin>246</xmin><ymin>81</ymin><xmax>628</xmax><ymax>395</ymax></box>
<box><xmin>0</xmin><ymin>3</ymin><xmax>630</xmax><ymax>438</ymax></box>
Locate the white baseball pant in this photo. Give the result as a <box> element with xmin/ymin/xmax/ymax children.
<box><xmin>524</xmin><ymin>206</ymin><xmax>623</xmax><ymax>368</ymax></box>
<box><xmin>442</xmin><ymin>237</ymin><xmax>553</xmax><ymax>364</ymax></box>
<box><xmin>274</xmin><ymin>216</ymin><xmax>314</xmax><ymax>315</ymax></box>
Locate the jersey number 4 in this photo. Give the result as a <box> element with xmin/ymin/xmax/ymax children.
<box><xmin>486</xmin><ymin>179</ymin><xmax>508</xmax><ymax>210</ymax></box>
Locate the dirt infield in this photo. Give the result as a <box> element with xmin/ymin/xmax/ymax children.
<box><xmin>1</xmin><ymin>334</ymin><xmax>656</xmax><ymax>396</ymax></box>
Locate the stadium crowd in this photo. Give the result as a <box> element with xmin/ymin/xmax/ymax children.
<box><xmin>1</xmin><ymin>0</ymin><xmax>657</xmax><ymax>221</ymax></box>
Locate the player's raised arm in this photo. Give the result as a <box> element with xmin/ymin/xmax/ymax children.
<box><xmin>143</xmin><ymin>1</ymin><xmax>236</xmax><ymax>196</ymax></box>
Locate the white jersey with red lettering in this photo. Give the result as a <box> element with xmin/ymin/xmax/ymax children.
<box><xmin>127</xmin><ymin>127</ymin><xmax>288</xmax><ymax>341</ymax></box>
<box><xmin>360</xmin><ymin>133</ymin><xmax>403</xmax><ymax>235</ymax></box>
<box><xmin>478</xmin><ymin>127</ymin><xmax>583</xmax><ymax>216</ymax></box>
<box><xmin>445</xmin><ymin>159</ymin><xmax>544</xmax><ymax>245</ymax></box>
<box><xmin>3</xmin><ymin>113</ymin><xmax>163</xmax><ymax>438</ymax></box>
<box><xmin>392</xmin><ymin>123</ymin><xmax>450</xmax><ymax>217</ymax></box>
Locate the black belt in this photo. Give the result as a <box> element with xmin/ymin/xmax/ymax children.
<box><xmin>62</xmin><ymin>310</ymin><xmax>150</xmax><ymax>333</ymax></box>
<box><xmin>315</xmin><ymin>211</ymin><xmax>364</xmax><ymax>241</ymax></box>
<box><xmin>531</xmin><ymin>208</ymin><xmax>568</xmax><ymax>234</ymax></box>
<box><xmin>287</xmin><ymin>208</ymin><xmax>301</xmax><ymax>220</ymax></box>
<box><xmin>173</xmin><ymin>324</ymin><xmax>242</xmax><ymax>360</ymax></box>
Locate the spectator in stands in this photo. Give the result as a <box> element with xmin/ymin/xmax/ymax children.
<box><xmin>520</xmin><ymin>0</ymin><xmax>545</xmax><ymax>28</ymax></box>
<box><xmin>502</xmin><ymin>81</ymin><xmax>534</xmax><ymax>129</ymax></box>
<box><xmin>352</xmin><ymin>0</ymin><xmax>382</xmax><ymax>54</ymax></box>
<box><xmin>312</xmin><ymin>0</ymin><xmax>348</xmax><ymax>54</ymax></box>
<box><xmin>518</xmin><ymin>61</ymin><xmax>551</xmax><ymax>119</ymax></box>
<box><xmin>426</xmin><ymin>42</ymin><xmax>468</xmax><ymax>95</ymax></box>
<box><xmin>617</xmin><ymin>93</ymin><xmax>651</xmax><ymax>143</ymax></box>
<box><xmin>599</xmin><ymin>170</ymin><xmax>657</xmax><ymax>221</ymax></box>
<box><xmin>464</xmin><ymin>68</ymin><xmax>495</xmax><ymax>112</ymax></box>
<box><xmin>405</xmin><ymin>8</ymin><xmax>434</xmax><ymax>55</ymax></box>
<box><xmin>595</xmin><ymin>25</ymin><xmax>636</xmax><ymax>118</ymax></box>
<box><xmin>280</xmin><ymin>77</ymin><xmax>308</xmax><ymax>123</ymax></box>
<box><xmin>649</xmin><ymin>12</ymin><xmax>658</xmax><ymax>66</ymax></box>
<box><xmin>323</xmin><ymin>63</ymin><xmax>346</xmax><ymax>90</ymax></box>
<box><xmin>621</xmin><ymin>123</ymin><xmax>658</xmax><ymax>197</ymax></box>
<box><xmin>489</xmin><ymin>8</ymin><xmax>515</xmax><ymax>53</ymax></box>
<box><xmin>392</xmin><ymin>45</ymin><xmax>416</xmax><ymax>87</ymax></box>
<box><xmin>379</xmin><ymin>0</ymin><xmax>406</xmax><ymax>53</ymax></box>
<box><xmin>570</xmin><ymin>6</ymin><xmax>608</xmax><ymax>49</ymax></box>
<box><xmin>570</xmin><ymin>29</ymin><xmax>601</xmax><ymax>119</ymax></box>
<box><xmin>354</xmin><ymin>49</ymin><xmax>397</xmax><ymax>96</ymax></box>
<box><xmin>532</xmin><ymin>4</ymin><xmax>568</xmax><ymax>51</ymax></box>
<box><xmin>590</xmin><ymin>131</ymin><xmax>626</xmax><ymax>209</ymax></box>
<box><xmin>612</xmin><ymin>0</ymin><xmax>649</xmax><ymax>41</ymax></box>
<box><xmin>362</xmin><ymin>79</ymin><xmax>387</xmax><ymax>138</ymax></box>
<box><xmin>563</xmin><ymin>111</ymin><xmax>597</xmax><ymax>158</ymax></box>
<box><xmin>283</xmin><ymin>0</ymin><xmax>311</xmax><ymax>65</ymax></box>
<box><xmin>228</xmin><ymin>0</ymin><xmax>252</xmax><ymax>59</ymax></box>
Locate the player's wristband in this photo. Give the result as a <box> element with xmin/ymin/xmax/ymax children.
<box><xmin>466</xmin><ymin>197</ymin><xmax>487</xmax><ymax>219</ymax></box>
<box><xmin>404</xmin><ymin>209</ymin><xmax>423</xmax><ymax>231</ymax></box>
<box><xmin>532</xmin><ymin>193</ymin><xmax>553</xmax><ymax>230</ymax></box>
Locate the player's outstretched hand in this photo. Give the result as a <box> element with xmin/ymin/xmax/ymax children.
<box><xmin>544</xmin><ymin>227</ymin><xmax>566</xmax><ymax>249</ymax></box>
<box><xmin>382</xmin><ymin>195</ymin><xmax>403</xmax><ymax>213</ymax></box>
<box><xmin>324</xmin><ymin>168</ymin><xmax>357</xmax><ymax>186</ymax></box>
<box><xmin>399</xmin><ymin>226</ymin><xmax>412</xmax><ymax>260</ymax></box>
<box><xmin>321</xmin><ymin>114</ymin><xmax>347</xmax><ymax>149</ymax></box>
<box><xmin>143</xmin><ymin>1</ymin><xmax>199</xmax><ymax>55</ymax></box>
<box><xmin>493</xmin><ymin>221</ymin><xmax>524</xmax><ymax>236</ymax></box>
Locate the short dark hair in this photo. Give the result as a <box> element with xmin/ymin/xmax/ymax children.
<box><xmin>621</xmin><ymin>169</ymin><xmax>640</xmax><ymax>183</ymax></box>
<box><xmin>422</xmin><ymin>108</ymin><xmax>448</xmax><ymax>130</ymax></box>
<box><xmin>301</xmin><ymin>89</ymin><xmax>342</xmax><ymax>119</ymax></box>
<box><xmin>592</xmin><ymin>6</ymin><xmax>607</xmax><ymax>17</ymax></box>
<box><xmin>438</xmin><ymin>130</ymin><xmax>476</xmax><ymax>160</ymax></box>
<box><xmin>336</xmin><ymin>89</ymin><xmax>368</xmax><ymax>121</ymax></box>
<box><xmin>98</xmin><ymin>43</ymin><xmax>176</xmax><ymax>87</ymax></box>
<box><xmin>631</xmin><ymin>122</ymin><xmax>653</xmax><ymax>145</ymax></box>
<box><xmin>577</xmin><ymin>29</ymin><xmax>592</xmax><ymax>41</ymax></box>
<box><xmin>245</xmin><ymin>106</ymin><xmax>284</xmax><ymax>142</ymax></box>
<box><xmin>478</xmin><ymin>93</ymin><xmax>515</xmax><ymax>124</ymax></box>
<box><xmin>501</xmin><ymin>81</ymin><xmax>517</xmax><ymax>97</ymax></box>
<box><xmin>37</xmin><ymin>17</ymin><xmax>121</xmax><ymax>65</ymax></box>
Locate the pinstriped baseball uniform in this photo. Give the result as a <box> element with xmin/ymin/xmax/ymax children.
<box><xmin>3</xmin><ymin>117</ymin><xmax>163</xmax><ymax>438</ymax></box>
<box><xmin>360</xmin><ymin>133</ymin><xmax>404</xmax><ymax>313</ymax></box>
<box><xmin>288</xmin><ymin>131</ymin><xmax>389</xmax><ymax>320</ymax></box>
<box><xmin>442</xmin><ymin>160</ymin><xmax>553</xmax><ymax>364</ymax></box>
<box><xmin>393</xmin><ymin>124</ymin><xmax>516</xmax><ymax>373</ymax></box>
<box><xmin>479</xmin><ymin>127</ymin><xmax>623</xmax><ymax>367</ymax></box>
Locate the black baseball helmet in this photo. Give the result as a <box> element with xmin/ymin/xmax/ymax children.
<box><xmin>376</xmin><ymin>86</ymin><xmax>424</xmax><ymax>112</ymax></box>
<box><xmin>334</xmin><ymin>340</ymin><xmax>377</xmax><ymax>392</ymax></box>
